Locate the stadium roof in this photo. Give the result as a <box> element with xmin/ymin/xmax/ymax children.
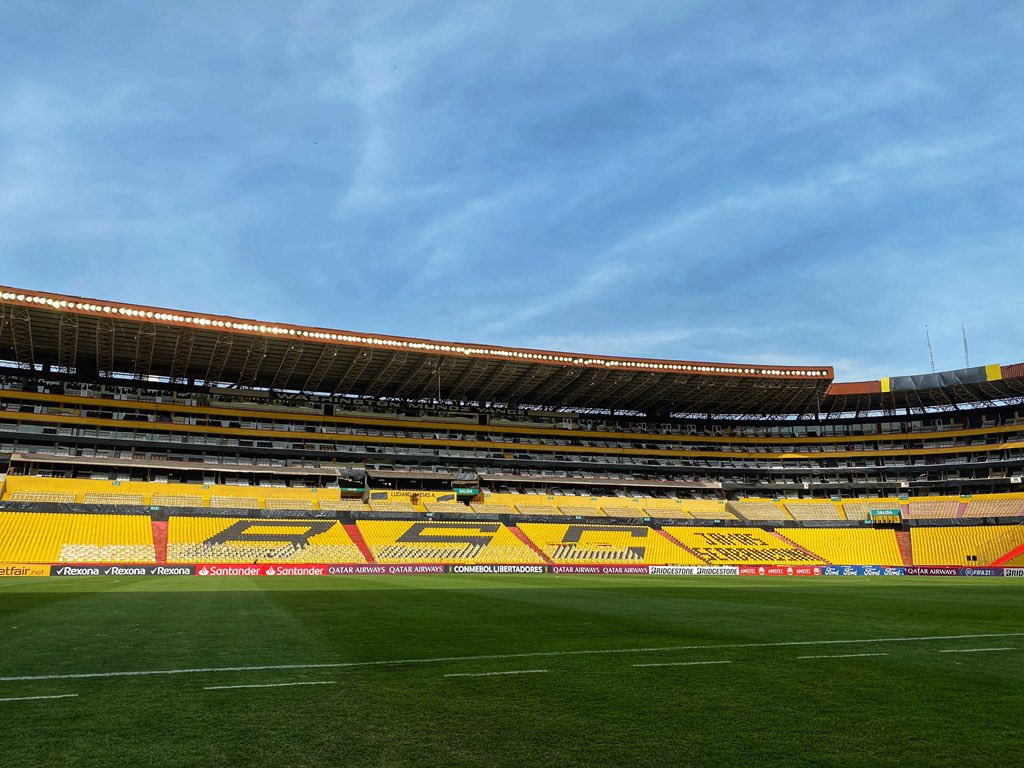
<box><xmin>1</xmin><ymin>287</ymin><xmax>1022</xmax><ymax>416</ymax></box>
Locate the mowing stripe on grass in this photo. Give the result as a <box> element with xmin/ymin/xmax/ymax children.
<box><xmin>0</xmin><ymin>694</ymin><xmax>78</xmax><ymax>702</ymax></box>
<box><xmin>204</xmin><ymin>681</ymin><xmax>336</xmax><ymax>690</ymax></box>
<box><xmin>938</xmin><ymin>647</ymin><xmax>1015</xmax><ymax>654</ymax></box>
<box><xmin>444</xmin><ymin>669</ymin><xmax>548</xmax><ymax>678</ymax></box>
<box><xmin>633</xmin><ymin>661</ymin><xmax>731</xmax><ymax>667</ymax></box>
<box><xmin>796</xmin><ymin>653</ymin><xmax>889</xmax><ymax>659</ymax></box>
<box><xmin>1</xmin><ymin>632</ymin><xmax>1022</xmax><ymax>683</ymax></box>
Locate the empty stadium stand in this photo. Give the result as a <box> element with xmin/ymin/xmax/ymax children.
<box><xmin>166</xmin><ymin>517</ymin><xmax>364</xmax><ymax>563</ymax></box>
<box><xmin>784</xmin><ymin>529</ymin><xmax>902</xmax><ymax>566</ymax></box>
<box><xmin>664</xmin><ymin>527</ymin><xmax>826</xmax><ymax>565</ymax></box>
<box><xmin>516</xmin><ymin>523</ymin><xmax>702</xmax><ymax>565</ymax></box>
<box><xmin>911</xmin><ymin>525</ymin><xmax>1024</xmax><ymax>566</ymax></box>
<box><xmin>0</xmin><ymin>512</ymin><xmax>155</xmax><ymax>563</ymax></box>
<box><xmin>3</xmin><ymin>287</ymin><xmax>1024</xmax><ymax>573</ymax></box>
<box><xmin>357</xmin><ymin>521</ymin><xmax>544</xmax><ymax>564</ymax></box>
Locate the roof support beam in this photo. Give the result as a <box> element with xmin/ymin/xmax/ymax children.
<box><xmin>96</xmin><ymin>317</ymin><xmax>115</xmax><ymax>376</ymax></box>
<box><xmin>392</xmin><ymin>356</ymin><xmax>440</xmax><ymax>400</ymax></box>
<box><xmin>203</xmin><ymin>334</ymin><xmax>234</xmax><ymax>386</ymax></box>
<box><xmin>365</xmin><ymin>352</ymin><xmax>409</xmax><ymax>398</ymax></box>
<box><xmin>441</xmin><ymin>358</ymin><xmax>491</xmax><ymax>403</ymax></box>
<box><xmin>471</xmin><ymin>362</ymin><xmax>522</xmax><ymax>405</ymax></box>
<box><xmin>271</xmin><ymin>342</ymin><xmax>304</xmax><ymax>391</ymax></box>
<box><xmin>331</xmin><ymin>349</ymin><xmax>374</xmax><ymax>396</ymax></box>
<box><xmin>237</xmin><ymin>336</ymin><xmax>269</xmax><ymax>387</ymax></box>
<box><xmin>301</xmin><ymin>346</ymin><xmax>338</xmax><ymax>394</ymax></box>
<box><xmin>169</xmin><ymin>329</ymin><xmax>195</xmax><ymax>383</ymax></box>
<box><xmin>9</xmin><ymin>305</ymin><xmax>34</xmax><ymax>369</ymax></box>
<box><xmin>57</xmin><ymin>312</ymin><xmax>79</xmax><ymax>372</ymax></box>
<box><xmin>132</xmin><ymin>323</ymin><xmax>157</xmax><ymax>380</ymax></box>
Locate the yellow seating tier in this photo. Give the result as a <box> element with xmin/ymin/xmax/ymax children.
<box><xmin>664</xmin><ymin>526</ymin><xmax>826</xmax><ymax>564</ymax></box>
<box><xmin>167</xmin><ymin>517</ymin><xmax>364</xmax><ymax>563</ymax></box>
<box><xmin>784</xmin><ymin>529</ymin><xmax>902</xmax><ymax>566</ymax></box>
<box><xmin>912</xmin><ymin>525</ymin><xmax>1024</xmax><ymax>566</ymax></box>
<box><xmin>357</xmin><ymin>520</ymin><xmax>542</xmax><ymax>564</ymax></box>
<box><xmin>0</xmin><ymin>512</ymin><xmax>155</xmax><ymax>563</ymax></box>
<box><xmin>518</xmin><ymin>522</ymin><xmax>702</xmax><ymax>564</ymax></box>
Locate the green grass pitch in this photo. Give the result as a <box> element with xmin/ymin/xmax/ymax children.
<box><xmin>0</xmin><ymin>575</ymin><xmax>1022</xmax><ymax>767</ymax></box>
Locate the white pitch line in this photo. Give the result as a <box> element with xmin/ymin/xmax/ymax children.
<box><xmin>938</xmin><ymin>647</ymin><xmax>1015</xmax><ymax>654</ymax></box>
<box><xmin>204</xmin><ymin>680</ymin><xmax>336</xmax><ymax>690</ymax></box>
<box><xmin>0</xmin><ymin>693</ymin><xmax>78</xmax><ymax>702</ymax></box>
<box><xmin>797</xmin><ymin>653</ymin><xmax>889</xmax><ymax>659</ymax></box>
<box><xmin>1</xmin><ymin>632</ymin><xmax>1022</xmax><ymax>683</ymax></box>
<box><xmin>633</xmin><ymin>661</ymin><xmax>732</xmax><ymax>668</ymax></box>
<box><xmin>444</xmin><ymin>669</ymin><xmax>548</xmax><ymax>678</ymax></box>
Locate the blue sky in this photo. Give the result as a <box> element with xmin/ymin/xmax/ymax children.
<box><xmin>1</xmin><ymin>1</ymin><xmax>1021</xmax><ymax>382</ymax></box>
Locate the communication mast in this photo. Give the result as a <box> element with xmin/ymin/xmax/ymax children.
<box><xmin>961</xmin><ymin>322</ymin><xmax>970</xmax><ymax>368</ymax></box>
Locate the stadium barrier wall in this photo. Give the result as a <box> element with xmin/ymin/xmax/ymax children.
<box><xmin>3</xmin><ymin>563</ymin><xmax>1022</xmax><ymax>577</ymax></box>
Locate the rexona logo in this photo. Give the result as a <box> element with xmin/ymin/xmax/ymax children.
<box><xmin>50</xmin><ymin>566</ymin><xmax>101</xmax><ymax>577</ymax></box>
<box><xmin>102</xmin><ymin>566</ymin><xmax>147</xmax><ymax>576</ymax></box>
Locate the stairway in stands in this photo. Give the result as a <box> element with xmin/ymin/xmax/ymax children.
<box><xmin>343</xmin><ymin>524</ymin><xmax>376</xmax><ymax>563</ymax></box>
<box><xmin>769</xmin><ymin>530</ymin><xmax>830</xmax><ymax>564</ymax></box>
<box><xmin>656</xmin><ymin>529</ymin><xmax>709</xmax><ymax>563</ymax></box>
<box><xmin>508</xmin><ymin>526</ymin><xmax>553</xmax><ymax>564</ymax></box>
<box><xmin>151</xmin><ymin>521</ymin><xmax>168</xmax><ymax>564</ymax></box>
<box><xmin>895</xmin><ymin>531</ymin><xmax>913</xmax><ymax>566</ymax></box>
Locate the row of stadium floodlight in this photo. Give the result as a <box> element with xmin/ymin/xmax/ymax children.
<box><xmin>0</xmin><ymin>290</ymin><xmax>829</xmax><ymax>377</ymax></box>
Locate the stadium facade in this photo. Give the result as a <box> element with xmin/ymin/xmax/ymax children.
<box><xmin>1</xmin><ymin>286</ymin><xmax>1023</xmax><ymax>573</ymax></box>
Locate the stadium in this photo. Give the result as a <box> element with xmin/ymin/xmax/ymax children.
<box><xmin>1</xmin><ymin>286</ymin><xmax>1022</xmax><ymax>766</ymax></box>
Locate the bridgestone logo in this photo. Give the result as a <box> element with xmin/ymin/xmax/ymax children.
<box><xmin>1005</xmin><ymin>568</ymin><xmax>1024</xmax><ymax>578</ymax></box>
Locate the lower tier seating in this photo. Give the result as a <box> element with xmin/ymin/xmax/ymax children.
<box><xmin>357</xmin><ymin>520</ymin><xmax>543</xmax><ymax>564</ymax></box>
<box><xmin>911</xmin><ymin>525</ymin><xmax>1024</xmax><ymax>566</ymax></box>
<box><xmin>0</xmin><ymin>512</ymin><xmax>155</xmax><ymax>563</ymax></box>
<box><xmin>784</xmin><ymin>528</ymin><xmax>901</xmax><ymax>565</ymax></box>
<box><xmin>517</xmin><ymin>522</ymin><xmax>703</xmax><ymax>565</ymax></box>
<box><xmin>663</xmin><ymin>526</ymin><xmax>826</xmax><ymax>564</ymax></box>
<box><xmin>167</xmin><ymin>517</ymin><xmax>364</xmax><ymax>563</ymax></box>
